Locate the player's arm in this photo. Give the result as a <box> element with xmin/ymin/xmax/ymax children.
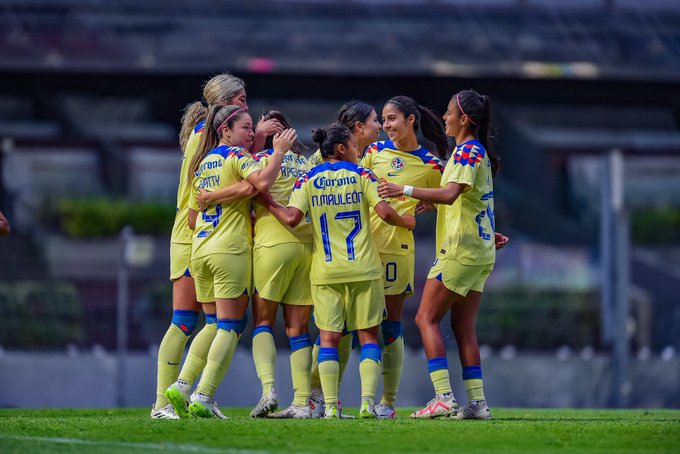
<box><xmin>378</xmin><ymin>181</ymin><xmax>467</xmax><ymax>205</ymax></box>
<box><xmin>0</xmin><ymin>210</ymin><xmax>10</xmax><ymax>236</ymax></box>
<box><xmin>255</xmin><ymin>193</ymin><xmax>304</xmax><ymax>227</ymax></box>
<box><xmin>246</xmin><ymin>129</ymin><xmax>297</xmax><ymax>191</ymax></box>
<box><xmin>196</xmin><ymin>181</ymin><xmax>258</xmax><ymax>209</ymax></box>
<box><xmin>373</xmin><ymin>201</ymin><xmax>416</xmax><ymax>230</ymax></box>
<box><xmin>188</xmin><ymin>208</ymin><xmax>198</xmax><ymax>230</ymax></box>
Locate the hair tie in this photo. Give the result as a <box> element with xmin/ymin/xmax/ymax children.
<box><xmin>456</xmin><ymin>94</ymin><xmax>478</xmax><ymax>126</ymax></box>
<box><xmin>200</xmin><ymin>98</ymin><xmax>208</xmax><ymax>108</ymax></box>
<box><xmin>217</xmin><ymin>107</ymin><xmax>248</xmax><ymax>132</ymax></box>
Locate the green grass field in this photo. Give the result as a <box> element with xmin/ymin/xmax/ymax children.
<box><xmin>1</xmin><ymin>408</ymin><xmax>678</xmax><ymax>453</ymax></box>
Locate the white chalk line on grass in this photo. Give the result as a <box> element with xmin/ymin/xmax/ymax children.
<box><xmin>0</xmin><ymin>434</ymin><xmax>295</xmax><ymax>454</ymax></box>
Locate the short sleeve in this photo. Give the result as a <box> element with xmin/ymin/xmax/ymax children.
<box><xmin>360</xmin><ymin>168</ymin><xmax>382</xmax><ymax>208</ymax></box>
<box><xmin>288</xmin><ymin>175</ymin><xmax>310</xmax><ymax>214</ymax></box>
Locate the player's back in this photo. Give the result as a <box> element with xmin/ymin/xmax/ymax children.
<box><xmin>290</xmin><ymin>161</ymin><xmax>383</xmax><ymax>285</ymax></box>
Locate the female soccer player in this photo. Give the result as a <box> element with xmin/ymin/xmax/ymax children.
<box><xmin>155</xmin><ymin>73</ymin><xmax>284</xmax><ymax>420</ymax></box>
<box><xmin>261</xmin><ymin>124</ymin><xmax>415</xmax><ymax>419</ymax></box>
<box><xmin>307</xmin><ymin>101</ymin><xmax>382</xmax><ymax>417</ymax></box>
<box><xmin>361</xmin><ymin>95</ymin><xmax>448</xmax><ymax>419</ymax></box>
<box><xmin>172</xmin><ymin>104</ymin><xmax>296</xmax><ymax>419</ymax></box>
<box><xmin>378</xmin><ymin>89</ymin><xmax>502</xmax><ymax>420</ymax></box>
<box><xmin>153</xmin><ymin>73</ymin><xmax>249</xmax><ymax>420</ymax></box>
<box><xmin>197</xmin><ymin>110</ymin><xmax>314</xmax><ymax>418</ymax></box>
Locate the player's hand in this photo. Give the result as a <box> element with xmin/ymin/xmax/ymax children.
<box><xmin>495</xmin><ymin>232</ymin><xmax>509</xmax><ymax>250</ymax></box>
<box><xmin>256</xmin><ymin>118</ymin><xmax>284</xmax><ymax>137</ymax></box>
<box><xmin>378</xmin><ymin>182</ymin><xmax>404</xmax><ymax>199</ymax></box>
<box><xmin>415</xmin><ymin>200</ymin><xmax>435</xmax><ymax>215</ymax></box>
<box><xmin>273</xmin><ymin>128</ymin><xmax>297</xmax><ymax>154</ymax></box>
<box><xmin>197</xmin><ymin>189</ymin><xmax>213</xmax><ymax>211</ymax></box>
<box><xmin>403</xmin><ymin>214</ymin><xmax>416</xmax><ymax>231</ymax></box>
<box><xmin>254</xmin><ymin>192</ymin><xmax>275</xmax><ymax>208</ymax></box>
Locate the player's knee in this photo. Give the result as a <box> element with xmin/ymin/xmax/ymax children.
<box><xmin>381</xmin><ymin>320</ymin><xmax>403</xmax><ymax>347</ymax></box>
<box><xmin>171</xmin><ymin>309</ymin><xmax>200</xmax><ymax>336</ymax></box>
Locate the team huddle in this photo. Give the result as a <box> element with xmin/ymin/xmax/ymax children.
<box><xmin>151</xmin><ymin>72</ymin><xmax>507</xmax><ymax>421</ymax></box>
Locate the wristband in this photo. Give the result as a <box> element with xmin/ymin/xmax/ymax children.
<box><xmin>403</xmin><ymin>185</ymin><xmax>414</xmax><ymax>197</ymax></box>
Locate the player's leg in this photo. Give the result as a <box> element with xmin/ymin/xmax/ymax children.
<box><xmin>268</xmin><ymin>303</ymin><xmax>313</xmax><ymax>418</ymax></box>
<box><xmin>349</xmin><ymin>278</ymin><xmax>386</xmax><ymax>419</ymax></box>
<box><xmin>410</xmin><ymin>277</ymin><xmax>459</xmax><ymax>419</ymax></box>
<box><xmin>452</xmin><ymin>264</ymin><xmax>493</xmax><ymax>420</ymax></box>
<box><xmin>310</xmin><ymin>327</ymin><xmax>353</xmax><ymax>418</ymax></box>
<box><xmin>249</xmin><ymin>294</ymin><xmax>279</xmax><ymax>417</ymax></box>
<box><xmin>153</xmin><ymin>247</ymin><xmax>200</xmax><ymax>419</ymax></box>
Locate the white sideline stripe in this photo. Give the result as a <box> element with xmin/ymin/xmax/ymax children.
<box><xmin>0</xmin><ymin>434</ymin><xmax>281</xmax><ymax>454</ymax></box>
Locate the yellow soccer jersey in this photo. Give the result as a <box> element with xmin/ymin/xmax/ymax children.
<box><xmin>361</xmin><ymin>141</ymin><xmax>443</xmax><ymax>255</ymax></box>
<box><xmin>253</xmin><ymin>149</ymin><xmax>312</xmax><ymax>247</ymax></box>
<box><xmin>308</xmin><ymin>149</ymin><xmax>323</xmax><ymax>167</ymax></box>
<box><xmin>189</xmin><ymin>145</ymin><xmax>261</xmax><ymax>260</ymax></box>
<box><xmin>288</xmin><ymin>161</ymin><xmax>383</xmax><ymax>285</ymax></box>
<box><xmin>436</xmin><ymin>139</ymin><xmax>496</xmax><ymax>265</ymax></box>
<box><xmin>170</xmin><ymin>120</ymin><xmax>204</xmax><ymax>244</ymax></box>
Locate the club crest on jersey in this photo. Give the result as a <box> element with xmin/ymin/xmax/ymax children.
<box><xmin>391</xmin><ymin>157</ymin><xmax>405</xmax><ymax>171</ymax></box>
<box><xmin>453</xmin><ymin>143</ymin><xmax>485</xmax><ymax>167</ymax></box>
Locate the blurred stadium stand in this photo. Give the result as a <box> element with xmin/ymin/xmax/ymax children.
<box><xmin>0</xmin><ymin>0</ymin><xmax>679</xmax><ymax>359</ymax></box>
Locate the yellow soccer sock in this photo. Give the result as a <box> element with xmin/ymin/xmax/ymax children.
<box><xmin>196</xmin><ymin>326</ymin><xmax>239</xmax><ymax>397</ymax></box>
<box><xmin>359</xmin><ymin>343</ymin><xmax>381</xmax><ymax>400</ymax></box>
<box><xmin>338</xmin><ymin>332</ymin><xmax>353</xmax><ymax>385</ymax></box>
<box><xmin>310</xmin><ymin>341</ymin><xmax>321</xmax><ymax>389</ymax></box>
<box><xmin>428</xmin><ymin>357</ymin><xmax>453</xmax><ymax>395</ymax></box>
<box><xmin>252</xmin><ymin>325</ymin><xmax>276</xmax><ymax>395</ymax></box>
<box><xmin>155</xmin><ymin>324</ymin><xmax>189</xmax><ymax>407</ymax></box>
<box><xmin>380</xmin><ymin>321</ymin><xmax>404</xmax><ymax>406</ymax></box>
<box><xmin>178</xmin><ymin>321</ymin><xmax>217</xmax><ymax>386</ymax></box>
<box><xmin>462</xmin><ymin>366</ymin><xmax>485</xmax><ymax>401</ymax></box>
<box><xmin>318</xmin><ymin>347</ymin><xmax>339</xmax><ymax>405</ymax></box>
<box><xmin>289</xmin><ymin>335</ymin><xmax>312</xmax><ymax>406</ymax></box>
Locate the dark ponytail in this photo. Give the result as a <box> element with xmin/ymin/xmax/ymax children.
<box><xmin>260</xmin><ymin>110</ymin><xmax>307</xmax><ymax>154</ymax></box>
<box><xmin>312</xmin><ymin>123</ymin><xmax>353</xmax><ymax>160</ymax></box>
<box><xmin>385</xmin><ymin>95</ymin><xmax>448</xmax><ymax>160</ymax></box>
<box><xmin>455</xmin><ymin>90</ymin><xmax>499</xmax><ymax>177</ymax></box>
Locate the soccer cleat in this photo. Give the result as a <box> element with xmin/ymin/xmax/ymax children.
<box><xmin>455</xmin><ymin>400</ymin><xmax>492</xmax><ymax>420</ymax></box>
<box><xmin>189</xmin><ymin>392</ymin><xmax>228</xmax><ymax>419</ymax></box>
<box><xmin>337</xmin><ymin>399</ymin><xmax>356</xmax><ymax>419</ymax></box>
<box><xmin>150</xmin><ymin>403</ymin><xmax>179</xmax><ymax>420</ymax></box>
<box><xmin>309</xmin><ymin>388</ymin><xmax>325</xmax><ymax>419</ymax></box>
<box><xmin>250</xmin><ymin>386</ymin><xmax>279</xmax><ymax>418</ymax></box>
<box><xmin>375</xmin><ymin>403</ymin><xmax>396</xmax><ymax>419</ymax></box>
<box><xmin>409</xmin><ymin>393</ymin><xmax>458</xmax><ymax>419</ymax></box>
<box><xmin>359</xmin><ymin>397</ymin><xmax>377</xmax><ymax>419</ymax></box>
<box><xmin>267</xmin><ymin>404</ymin><xmax>311</xmax><ymax>419</ymax></box>
<box><xmin>324</xmin><ymin>403</ymin><xmax>339</xmax><ymax>419</ymax></box>
<box><xmin>165</xmin><ymin>380</ymin><xmax>191</xmax><ymax>418</ymax></box>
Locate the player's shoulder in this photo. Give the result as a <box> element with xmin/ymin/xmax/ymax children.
<box><xmin>193</xmin><ymin>120</ymin><xmax>206</xmax><ymax>134</ymax></box>
<box><xmin>253</xmin><ymin>148</ymin><xmax>274</xmax><ymax>162</ymax></box>
<box><xmin>364</xmin><ymin>140</ymin><xmax>395</xmax><ymax>156</ymax></box>
<box><xmin>451</xmin><ymin>139</ymin><xmax>486</xmax><ymax>168</ymax></box>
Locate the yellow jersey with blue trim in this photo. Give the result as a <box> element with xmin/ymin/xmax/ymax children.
<box><xmin>308</xmin><ymin>149</ymin><xmax>323</xmax><ymax>167</ymax></box>
<box><xmin>436</xmin><ymin>139</ymin><xmax>496</xmax><ymax>265</ymax></box>
<box><xmin>170</xmin><ymin>120</ymin><xmax>204</xmax><ymax>244</ymax></box>
<box><xmin>253</xmin><ymin>149</ymin><xmax>313</xmax><ymax>247</ymax></box>
<box><xmin>361</xmin><ymin>140</ymin><xmax>443</xmax><ymax>255</ymax></box>
<box><xmin>189</xmin><ymin>145</ymin><xmax>260</xmax><ymax>260</ymax></box>
<box><xmin>288</xmin><ymin>161</ymin><xmax>383</xmax><ymax>285</ymax></box>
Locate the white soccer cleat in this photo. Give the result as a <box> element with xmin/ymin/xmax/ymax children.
<box><xmin>455</xmin><ymin>400</ymin><xmax>492</xmax><ymax>420</ymax></box>
<box><xmin>189</xmin><ymin>392</ymin><xmax>228</xmax><ymax>419</ymax></box>
<box><xmin>250</xmin><ymin>386</ymin><xmax>279</xmax><ymax>418</ymax></box>
<box><xmin>309</xmin><ymin>388</ymin><xmax>325</xmax><ymax>419</ymax></box>
<box><xmin>375</xmin><ymin>403</ymin><xmax>396</xmax><ymax>419</ymax></box>
<box><xmin>409</xmin><ymin>393</ymin><xmax>458</xmax><ymax>419</ymax></box>
<box><xmin>323</xmin><ymin>403</ymin><xmax>339</xmax><ymax>419</ymax></box>
<box><xmin>359</xmin><ymin>397</ymin><xmax>377</xmax><ymax>419</ymax></box>
<box><xmin>150</xmin><ymin>403</ymin><xmax>179</xmax><ymax>420</ymax></box>
<box><xmin>267</xmin><ymin>404</ymin><xmax>312</xmax><ymax>419</ymax></box>
<box><xmin>165</xmin><ymin>380</ymin><xmax>191</xmax><ymax>418</ymax></box>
